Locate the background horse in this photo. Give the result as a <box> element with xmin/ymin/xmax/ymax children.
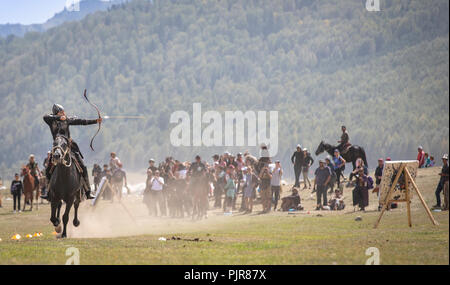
<box><xmin>21</xmin><ymin>166</ymin><xmax>35</xmax><ymax>211</ymax></box>
<box><xmin>315</xmin><ymin>141</ymin><xmax>368</xmax><ymax>171</ymax></box>
<box><xmin>48</xmin><ymin>135</ymin><xmax>83</xmax><ymax>238</ymax></box>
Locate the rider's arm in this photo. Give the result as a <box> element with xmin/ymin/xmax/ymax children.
<box><xmin>68</xmin><ymin>117</ymin><xmax>98</xmax><ymax>126</ymax></box>
<box><xmin>43</xmin><ymin>114</ymin><xmax>61</xmax><ymax>125</ymax></box>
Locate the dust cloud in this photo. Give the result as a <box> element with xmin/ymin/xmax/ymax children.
<box><xmin>68</xmin><ymin>172</ymin><xmax>238</xmax><ymax>238</ymax></box>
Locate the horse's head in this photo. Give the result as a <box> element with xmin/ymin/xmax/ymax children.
<box><xmin>52</xmin><ymin>135</ymin><xmax>70</xmax><ymax>166</ymax></box>
<box><xmin>315</xmin><ymin>141</ymin><xmax>325</xmax><ymax>156</ymax></box>
<box><xmin>21</xmin><ymin>166</ymin><xmax>29</xmax><ymax>176</ymax></box>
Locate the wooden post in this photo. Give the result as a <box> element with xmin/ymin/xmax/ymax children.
<box><xmin>404</xmin><ymin>168</ymin><xmax>439</xmax><ymax>226</ymax></box>
<box><xmin>374</xmin><ymin>164</ymin><xmax>406</xmax><ymax>228</ymax></box>
<box><xmin>404</xmin><ymin>170</ymin><xmax>412</xmax><ymax>227</ymax></box>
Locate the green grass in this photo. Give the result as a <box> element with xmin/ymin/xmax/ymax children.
<box><xmin>0</xmin><ymin>167</ymin><xmax>448</xmax><ymax>265</ymax></box>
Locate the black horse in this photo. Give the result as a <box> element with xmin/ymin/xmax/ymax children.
<box><xmin>315</xmin><ymin>141</ymin><xmax>368</xmax><ymax>171</ymax></box>
<box><xmin>48</xmin><ymin>135</ymin><xmax>82</xmax><ymax>238</ymax></box>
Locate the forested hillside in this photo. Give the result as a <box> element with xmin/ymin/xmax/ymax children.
<box><xmin>0</xmin><ymin>0</ymin><xmax>448</xmax><ymax>179</ymax></box>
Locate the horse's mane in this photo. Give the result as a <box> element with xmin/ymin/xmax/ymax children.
<box><xmin>322</xmin><ymin>141</ymin><xmax>338</xmax><ymax>150</ymax></box>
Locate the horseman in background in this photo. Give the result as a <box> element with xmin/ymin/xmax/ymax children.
<box><xmin>27</xmin><ymin>154</ymin><xmax>40</xmax><ymax>190</ymax></box>
<box><xmin>338</xmin><ymin>126</ymin><xmax>351</xmax><ymax>154</ymax></box>
<box><xmin>41</xmin><ymin>104</ymin><xmax>101</xmax><ymax>200</ymax></box>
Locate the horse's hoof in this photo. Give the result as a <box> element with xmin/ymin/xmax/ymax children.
<box><xmin>55</xmin><ymin>225</ymin><xmax>62</xmax><ymax>233</ymax></box>
<box><xmin>73</xmin><ymin>220</ymin><xmax>80</xmax><ymax>227</ymax></box>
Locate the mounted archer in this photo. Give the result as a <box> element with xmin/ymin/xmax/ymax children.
<box><xmin>41</xmin><ymin>103</ymin><xmax>102</xmax><ymax>200</ymax></box>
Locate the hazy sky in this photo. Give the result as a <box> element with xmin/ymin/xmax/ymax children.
<box><xmin>0</xmin><ymin>0</ymin><xmax>83</xmax><ymax>25</ymax></box>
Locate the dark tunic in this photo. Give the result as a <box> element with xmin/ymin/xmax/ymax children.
<box><xmin>340</xmin><ymin>131</ymin><xmax>349</xmax><ymax>144</ymax></box>
<box><xmin>189</xmin><ymin>161</ymin><xmax>207</xmax><ymax>177</ymax></box>
<box><xmin>43</xmin><ymin>115</ymin><xmax>97</xmax><ymax>140</ymax></box>
<box><xmin>10</xmin><ymin>180</ymin><xmax>23</xmax><ymax>195</ymax></box>
<box><xmin>291</xmin><ymin>151</ymin><xmax>304</xmax><ymax>167</ymax></box>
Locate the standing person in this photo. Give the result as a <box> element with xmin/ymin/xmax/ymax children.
<box><xmin>148</xmin><ymin>159</ymin><xmax>157</xmax><ymax>173</ymax></box>
<box><xmin>332</xmin><ymin>150</ymin><xmax>346</xmax><ymax>189</ymax></box>
<box><xmin>109</xmin><ymin>152</ymin><xmax>121</xmax><ymax>172</ymax></box>
<box><xmin>291</xmin><ymin>144</ymin><xmax>304</xmax><ymax>188</ymax></box>
<box><xmin>43</xmin><ymin>151</ymin><xmax>51</xmax><ymax>169</ymax></box>
<box><xmin>271</xmin><ymin>161</ymin><xmax>283</xmax><ymax>211</ymax></box>
<box><xmin>150</xmin><ymin>170</ymin><xmax>166</xmax><ymax>216</ymax></box>
<box><xmin>223</xmin><ymin>166</ymin><xmax>236</xmax><ymax>213</ymax></box>
<box><xmin>213</xmin><ymin>164</ymin><xmax>225</xmax><ymax>208</ymax></box>
<box><xmin>350</xmin><ymin>158</ymin><xmax>368</xmax><ymax>182</ymax></box>
<box><xmin>10</xmin><ymin>173</ymin><xmax>23</xmax><ymax>213</ymax></box>
<box><xmin>325</xmin><ymin>157</ymin><xmax>337</xmax><ymax>194</ymax></box>
<box><xmin>374</xmin><ymin>158</ymin><xmax>384</xmax><ymax>211</ymax></box>
<box><xmin>92</xmin><ymin>164</ymin><xmax>102</xmax><ymax>192</ymax></box>
<box><xmin>424</xmin><ymin>153</ymin><xmax>431</xmax><ymax>168</ymax></box>
<box><xmin>111</xmin><ymin>162</ymin><xmax>127</xmax><ymax>201</ymax></box>
<box><xmin>100</xmin><ymin>164</ymin><xmax>112</xmax><ymax>200</ymax></box>
<box><xmin>243</xmin><ymin>167</ymin><xmax>259</xmax><ymax>214</ymax></box>
<box><xmin>313</xmin><ymin>160</ymin><xmax>331</xmax><ymax>210</ymax></box>
<box><xmin>259</xmin><ymin>164</ymin><xmax>272</xmax><ymax>213</ymax></box>
<box><xmin>432</xmin><ymin>154</ymin><xmax>449</xmax><ymax>209</ymax></box>
<box><xmin>256</xmin><ymin>143</ymin><xmax>271</xmax><ymax>174</ymax></box>
<box><xmin>417</xmin><ymin>146</ymin><xmax>426</xmax><ymax>168</ymax></box>
<box><xmin>429</xmin><ymin>156</ymin><xmax>436</xmax><ymax>167</ymax></box>
<box><xmin>143</xmin><ymin>169</ymin><xmax>153</xmax><ymax>215</ymax></box>
<box><xmin>302</xmin><ymin>148</ymin><xmax>314</xmax><ymax>189</ymax></box>
<box><xmin>352</xmin><ymin>168</ymin><xmax>371</xmax><ymax>211</ymax></box>
<box><xmin>100</xmin><ymin>164</ymin><xmax>111</xmax><ymax>180</ymax></box>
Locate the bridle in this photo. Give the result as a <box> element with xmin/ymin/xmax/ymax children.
<box><xmin>51</xmin><ymin>135</ymin><xmax>72</xmax><ymax>168</ymax></box>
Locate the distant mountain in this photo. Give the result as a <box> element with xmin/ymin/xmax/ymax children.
<box><xmin>0</xmin><ymin>0</ymin><xmax>128</xmax><ymax>38</ymax></box>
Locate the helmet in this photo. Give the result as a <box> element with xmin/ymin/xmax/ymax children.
<box><xmin>52</xmin><ymin>104</ymin><xmax>64</xmax><ymax>115</ymax></box>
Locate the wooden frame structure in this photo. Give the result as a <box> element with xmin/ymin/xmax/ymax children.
<box><xmin>374</xmin><ymin>163</ymin><xmax>438</xmax><ymax>228</ymax></box>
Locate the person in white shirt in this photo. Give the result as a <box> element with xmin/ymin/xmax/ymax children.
<box><xmin>109</xmin><ymin>152</ymin><xmax>121</xmax><ymax>172</ymax></box>
<box><xmin>271</xmin><ymin>161</ymin><xmax>283</xmax><ymax>211</ymax></box>
<box><xmin>150</xmin><ymin>170</ymin><xmax>166</xmax><ymax>216</ymax></box>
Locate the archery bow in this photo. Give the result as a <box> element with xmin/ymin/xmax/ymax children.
<box><xmin>83</xmin><ymin>89</ymin><xmax>101</xmax><ymax>151</ymax></box>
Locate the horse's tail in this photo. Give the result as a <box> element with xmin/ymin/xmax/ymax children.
<box><xmin>360</xmin><ymin>147</ymin><xmax>368</xmax><ymax>168</ymax></box>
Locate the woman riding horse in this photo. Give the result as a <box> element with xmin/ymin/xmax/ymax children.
<box><xmin>41</xmin><ymin>104</ymin><xmax>101</xmax><ymax>200</ymax></box>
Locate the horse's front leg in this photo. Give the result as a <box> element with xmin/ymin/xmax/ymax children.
<box><xmin>22</xmin><ymin>194</ymin><xmax>27</xmax><ymax>212</ymax></box>
<box><xmin>73</xmin><ymin>199</ymin><xmax>80</xmax><ymax>227</ymax></box>
<box><xmin>30</xmin><ymin>190</ymin><xmax>34</xmax><ymax>211</ymax></box>
<box><xmin>50</xmin><ymin>200</ymin><xmax>60</xmax><ymax>227</ymax></box>
<box><xmin>35</xmin><ymin>186</ymin><xmax>40</xmax><ymax>209</ymax></box>
<box><xmin>61</xmin><ymin>199</ymin><xmax>74</xmax><ymax>238</ymax></box>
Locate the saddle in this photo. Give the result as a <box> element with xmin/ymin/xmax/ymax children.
<box><xmin>341</xmin><ymin>143</ymin><xmax>352</xmax><ymax>154</ymax></box>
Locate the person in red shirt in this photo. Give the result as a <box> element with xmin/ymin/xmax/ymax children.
<box><xmin>417</xmin><ymin>146</ymin><xmax>426</xmax><ymax>168</ymax></box>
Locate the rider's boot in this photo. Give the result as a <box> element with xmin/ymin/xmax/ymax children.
<box><xmin>74</xmin><ymin>151</ymin><xmax>95</xmax><ymax>200</ymax></box>
<box><xmin>81</xmin><ymin>165</ymin><xmax>95</xmax><ymax>200</ymax></box>
<box><xmin>40</xmin><ymin>163</ymin><xmax>53</xmax><ymax>201</ymax></box>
